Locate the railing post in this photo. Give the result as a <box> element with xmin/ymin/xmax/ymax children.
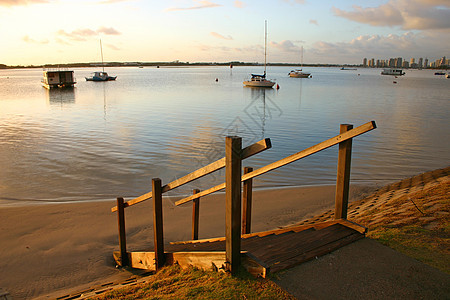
<box><xmin>242</xmin><ymin>166</ymin><xmax>253</xmax><ymax>235</ymax></box>
<box><xmin>335</xmin><ymin>124</ymin><xmax>353</xmax><ymax>219</ymax></box>
<box><xmin>152</xmin><ymin>178</ymin><xmax>165</xmax><ymax>270</ymax></box>
<box><xmin>117</xmin><ymin>197</ymin><xmax>128</xmax><ymax>267</ymax></box>
<box><xmin>225</xmin><ymin>136</ymin><xmax>242</xmax><ymax>275</ymax></box>
<box><xmin>192</xmin><ymin>189</ymin><xmax>200</xmax><ymax>240</ymax></box>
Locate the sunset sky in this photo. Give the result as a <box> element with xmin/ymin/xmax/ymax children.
<box><xmin>1</xmin><ymin>0</ymin><xmax>449</xmax><ymax>65</ymax></box>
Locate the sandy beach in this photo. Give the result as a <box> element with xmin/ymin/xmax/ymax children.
<box><xmin>0</xmin><ymin>183</ymin><xmax>378</xmax><ymax>299</ymax></box>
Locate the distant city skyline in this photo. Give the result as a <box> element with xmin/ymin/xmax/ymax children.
<box><xmin>1</xmin><ymin>0</ymin><xmax>449</xmax><ymax>66</ymax></box>
<box><xmin>362</xmin><ymin>56</ymin><xmax>448</xmax><ymax>69</ymax></box>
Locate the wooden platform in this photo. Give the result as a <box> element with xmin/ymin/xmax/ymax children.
<box><xmin>114</xmin><ymin>220</ymin><xmax>366</xmax><ymax>278</ymax></box>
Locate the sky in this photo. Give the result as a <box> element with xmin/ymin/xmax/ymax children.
<box><xmin>1</xmin><ymin>0</ymin><xmax>449</xmax><ymax>65</ymax></box>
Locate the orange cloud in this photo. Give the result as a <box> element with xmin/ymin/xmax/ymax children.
<box><xmin>210</xmin><ymin>32</ymin><xmax>233</xmax><ymax>40</ymax></box>
<box><xmin>166</xmin><ymin>0</ymin><xmax>222</xmax><ymax>12</ymax></box>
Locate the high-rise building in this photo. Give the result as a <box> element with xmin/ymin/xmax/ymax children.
<box><xmin>424</xmin><ymin>58</ymin><xmax>428</xmax><ymax>68</ymax></box>
<box><xmin>396</xmin><ymin>57</ymin><xmax>403</xmax><ymax>68</ymax></box>
<box><xmin>363</xmin><ymin>58</ymin><xmax>367</xmax><ymax>67</ymax></box>
<box><xmin>418</xmin><ymin>57</ymin><xmax>423</xmax><ymax>68</ymax></box>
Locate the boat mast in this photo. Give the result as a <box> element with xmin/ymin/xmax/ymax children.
<box><xmin>100</xmin><ymin>39</ymin><xmax>105</xmax><ymax>73</ymax></box>
<box><xmin>264</xmin><ymin>20</ymin><xmax>267</xmax><ymax>76</ymax></box>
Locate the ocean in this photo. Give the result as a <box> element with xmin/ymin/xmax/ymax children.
<box><xmin>0</xmin><ymin>66</ymin><xmax>449</xmax><ymax>206</ymax></box>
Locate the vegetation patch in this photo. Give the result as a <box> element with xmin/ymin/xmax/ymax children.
<box><xmin>351</xmin><ymin>181</ymin><xmax>449</xmax><ymax>273</ymax></box>
<box><xmin>91</xmin><ymin>265</ymin><xmax>295</xmax><ymax>300</ymax></box>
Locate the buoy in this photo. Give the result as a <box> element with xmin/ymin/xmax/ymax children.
<box><xmin>215</xmin><ymin>78</ymin><xmax>218</xmax><ymax>82</ymax></box>
<box><xmin>276</xmin><ymin>84</ymin><xmax>280</xmax><ymax>90</ymax></box>
<box><xmin>393</xmin><ymin>81</ymin><xmax>397</xmax><ymax>84</ymax></box>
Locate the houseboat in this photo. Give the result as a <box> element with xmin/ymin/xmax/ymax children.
<box><xmin>42</xmin><ymin>69</ymin><xmax>76</xmax><ymax>89</ymax></box>
<box><xmin>381</xmin><ymin>68</ymin><xmax>405</xmax><ymax>76</ymax></box>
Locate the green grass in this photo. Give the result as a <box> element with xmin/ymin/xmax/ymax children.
<box><xmin>91</xmin><ymin>265</ymin><xmax>295</xmax><ymax>300</ymax></box>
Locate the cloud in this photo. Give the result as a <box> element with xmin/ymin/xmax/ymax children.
<box><xmin>281</xmin><ymin>0</ymin><xmax>306</xmax><ymax>4</ymax></box>
<box><xmin>97</xmin><ymin>26</ymin><xmax>121</xmax><ymax>35</ymax></box>
<box><xmin>269</xmin><ymin>40</ymin><xmax>300</xmax><ymax>52</ymax></box>
<box><xmin>166</xmin><ymin>0</ymin><xmax>222</xmax><ymax>12</ymax></box>
<box><xmin>98</xmin><ymin>0</ymin><xmax>131</xmax><ymax>3</ymax></box>
<box><xmin>0</xmin><ymin>0</ymin><xmax>48</xmax><ymax>6</ymax></box>
<box><xmin>22</xmin><ymin>35</ymin><xmax>49</xmax><ymax>44</ymax></box>
<box><xmin>234</xmin><ymin>0</ymin><xmax>244</xmax><ymax>8</ymax></box>
<box><xmin>308</xmin><ymin>31</ymin><xmax>449</xmax><ymax>63</ymax></box>
<box><xmin>333</xmin><ymin>0</ymin><xmax>450</xmax><ymax>30</ymax></box>
<box><xmin>309</xmin><ymin>19</ymin><xmax>318</xmax><ymax>25</ymax></box>
<box><xmin>210</xmin><ymin>32</ymin><xmax>233</xmax><ymax>40</ymax></box>
<box><xmin>56</xmin><ymin>27</ymin><xmax>121</xmax><ymax>42</ymax></box>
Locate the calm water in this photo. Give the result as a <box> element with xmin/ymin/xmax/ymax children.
<box><xmin>0</xmin><ymin>66</ymin><xmax>449</xmax><ymax>206</ymax></box>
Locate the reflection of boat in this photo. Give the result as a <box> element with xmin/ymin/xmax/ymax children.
<box><xmin>85</xmin><ymin>39</ymin><xmax>116</xmax><ymax>82</ymax></box>
<box><xmin>243</xmin><ymin>21</ymin><xmax>275</xmax><ymax>88</ymax></box>
<box><xmin>289</xmin><ymin>46</ymin><xmax>311</xmax><ymax>78</ymax></box>
<box><xmin>381</xmin><ymin>68</ymin><xmax>405</xmax><ymax>76</ymax></box>
<box><xmin>434</xmin><ymin>72</ymin><xmax>446</xmax><ymax>75</ymax></box>
<box><xmin>42</xmin><ymin>69</ymin><xmax>76</xmax><ymax>89</ymax></box>
<box><xmin>47</xmin><ymin>87</ymin><xmax>76</xmax><ymax>104</ymax></box>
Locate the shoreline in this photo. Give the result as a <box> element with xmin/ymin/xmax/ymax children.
<box><xmin>1</xmin><ymin>167</ymin><xmax>447</xmax><ymax>299</ymax></box>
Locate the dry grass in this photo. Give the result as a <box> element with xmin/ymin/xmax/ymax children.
<box><xmin>91</xmin><ymin>265</ymin><xmax>295</xmax><ymax>300</ymax></box>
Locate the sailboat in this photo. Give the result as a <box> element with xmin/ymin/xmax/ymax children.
<box><xmin>85</xmin><ymin>39</ymin><xmax>117</xmax><ymax>81</ymax></box>
<box><xmin>243</xmin><ymin>21</ymin><xmax>275</xmax><ymax>88</ymax></box>
<box><xmin>289</xmin><ymin>46</ymin><xmax>311</xmax><ymax>78</ymax></box>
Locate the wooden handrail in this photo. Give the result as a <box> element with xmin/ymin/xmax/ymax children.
<box><xmin>111</xmin><ymin>138</ymin><xmax>271</xmax><ymax>212</ymax></box>
<box><xmin>175</xmin><ymin>121</ymin><xmax>376</xmax><ymax>206</ymax></box>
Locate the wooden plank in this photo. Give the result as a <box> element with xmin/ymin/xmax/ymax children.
<box><xmin>225</xmin><ymin>136</ymin><xmax>242</xmax><ymax>274</ymax></box>
<box><xmin>111</xmin><ymin>138</ymin><xmax>271</xmax><ymax>212</ymax></box>
<box><xmin>269</xmin><ymin>233</ymin><xmax>364</xmax><ymax>273</ymax></box>
<box><xmin>335</xmin><ymin>124</ymin><xmax>353</xmax><ymax>219</ymax></box>
<box><xmin>113</xmin><ymin>251</ymin><xmax>156</xmax><ymax>270</ymax></box>
<box><xmin>192</xmin><ymin>189</ymin><xmax>200</xmax><ymax>240</ymax></box>
<box><xmin>175</xmin><ymin>121</ymin><xmax>376</xmax><ymax>206</ymax></box>
<box><xmin>242</xmin><ymin>252</ymin><xmax>270</xmax><ymax>278</ymax></box>
<box><xmin>242</xmin><ymin>166</ymin><xmax>253</xmax><ymax>235</ymax></box>
<box><xmin>152</xmin><ymin>178</ymin><xmax>165</xmax><ymax>270</ymax></box>
<box><xmin>167</xmin><ymin>251</ymin><xmax>227</xmax><ymax>272</ymax></box>
<box><xmin>240</xmin><ymin>121</ymin><xmax>375</xmax><ymax>182</ymax></box>
<box><xmin>116</xmin><ymin>197</ymin><xmax>128</xmax><ymax>267</ymax></box>
<box><xmin>262</xmin><ymin>224</ymin><xmax>357</xmax><ymax>266</ymax></box>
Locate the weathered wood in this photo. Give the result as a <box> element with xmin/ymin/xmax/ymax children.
<box><xmin>240</xmin><ymin>121</ymin><xmax>374</xmax><ymax>182</ymax></box>
<box><xmin>225</xmin><ymin>136</ymin><xmax>242</xmax><ymax>274</ymax></box>
<box><xmin>335</xmin><ymin>124</ymin><xmax>353</xmax><ymax>219</ymax></box>
<box><xmin>111</xmin><ymin>138</ymin><xmax>271</xmax><ymax>212</ymax></box>
<box><xmin>175</xmin><ymin>121</ymin><xmax>376</xmax><ymax>206</ymax></box>
<box><xmin>113</xmin><ymin>251</ymin><xmax>156</xmax><ymax>270</ymax></box>
<box><xmin>152</xmin><ymin>178</ymin><xmax>165</xmax><ymax>270</ymax></box>
<box><xmin>168</xmin><ymin>252</ymin><xmax>227</xmax><ymax>272</ymax></box>
<box><xmin>192</xmin><ymin>189</ymin><xmax>200</xmax><ymax>240</ymax></box>
<box><xmin>242</xmin><ymin>252</ymin><xmax>270</xmax><ymax>278</ymax></box>
<box><xmin>116</xmin><ymin>197</ymin><xmax>128</xmax><ymax>267</ymax></box>
<box><xmin>242</xmin><ymin>167</ymin><xmax>253</xmax><ymax>235</ymax></box>
<box><xmin>269</xmin><ymin>232</ymin><xmax>364</xmax><ymax>273</ymax></box>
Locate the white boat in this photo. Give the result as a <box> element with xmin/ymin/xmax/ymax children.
<box><xmin>243</xmin><ymin>21</ymin><xmax>275</xmax><ymax>88</ymax></box>
<box><xmin>85</xmin><ymin>39</ymin><xmax>116</xmax><ymax>82</ymax></box>
<box><xmin>289</xmin><ymin>46</ymin><xmax>311</xmax><ymax>78</ymax></box>
<box><xmin>42</xmin><ymin>69</ymin><xmax>76</xmax><ymax>89</ymax></box>
<box><xmin>381</xmin><ymin>68</ymin><xmax>405</xmax><ymax>76</ymax></box>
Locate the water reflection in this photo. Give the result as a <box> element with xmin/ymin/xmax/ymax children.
<box><xmin>47</xmin><ymin>88</ymin><xmax>75</xmax><ymax>105</ymax></box>
<box><xmin>244</xmin><ymin>88</ymin><xmax>282</xmax><ymax>140</ymax></box>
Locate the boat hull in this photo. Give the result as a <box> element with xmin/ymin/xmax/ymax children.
<box><xmin>289</xmin><ymin>72</ymin><xmax>310</xmax><ymax>78</ymax></box>
<box><xmin>85</xmin><ymin>76</ymin><xmax>117</xmax><ymax>81</ymax></box>
<box><xmin>243</xmin><ymin>80</ymin><xmax>275</xmax><ymax>88</ymax></box>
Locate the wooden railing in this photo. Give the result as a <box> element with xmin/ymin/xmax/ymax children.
<box><xmin>112</xmin><ymin>121</ymin><xmax>376</xmax><ymax>274</ymax></box>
